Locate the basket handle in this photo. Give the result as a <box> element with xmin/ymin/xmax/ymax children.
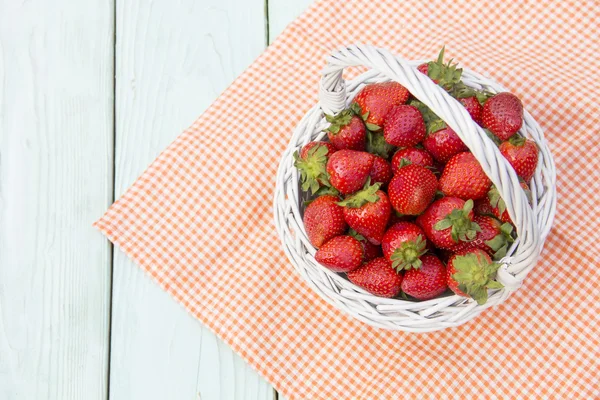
<box><xmin>318</xmin><ymin>45</ymin><xmax>539</xmax><ymax>291</ymax></box>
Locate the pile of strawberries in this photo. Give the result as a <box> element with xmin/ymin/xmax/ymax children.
<box><xmin>295</xmin><ymin>48</ymin><xmax>538</xmax><ymax>305</ymax></box>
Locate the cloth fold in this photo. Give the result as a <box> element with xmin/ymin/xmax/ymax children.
<box><xmin>95</xmin><ymin>0</ymin><xmax>600</xmax><ymax>398</ymax></box>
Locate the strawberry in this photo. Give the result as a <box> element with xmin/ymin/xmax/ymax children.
<box><xmin>388</xmin><ymin>164</ymin><xmax>438</xmax><ymax>215</ymax></box>
<box><xmin>383</xmin><ymin>105</ymin><xmax>426</xmax><ymax>147</ymax></box>
<box><xmin>349</xmin><ymin>229</ymin><xmax>383</xmax><ymax>262</ymax></box>
<box><xmin>325</xmin><ymin>108</ymin><xmax>366</xmax><ymax>151</ymax></box>
<box><xmin>417</xmin><ymin>47</ymin><xmax>462</xmax><ymax>89</ymax></box>
<box><xmin>401</xmin><ymin>254</ymin><xmax>447</xmax><ymax>300</ymax></box>
<box><xmin>452</xmin><ymin>215</ymin><xmax>514</xmax><ymax>260</ymax></box>
<box><xmin>381</xmin><ymin>222</ymin><xmax>428</xmax><ymax>270</ymax></box>
<box><xmin>499</xmin><ymin>135</ymin><xmax>539</xmax><ymax>182</ymax></box>
<box><xmin>347</xmin><ymin>257</ymin><xmax>403</xmax><ymax>298</ymax></box>
<box><xmin>422</xmin><ymin>127</ymin><xmax>468</xmax><ymax>164</ymax></box>
<box><xmin>473</xmin><ymin>197</ymin><xmax>494</xmax><ymax>216</ymax></box>
<box><xmin>447</xmin><ymin>249</ymin><xmax>503</xmax><ymax>305</ymax></box>
<box><xmin>352</xmin><ymin>81</ymin><xmax>410</xmax><ymax>130</ymax></box>
<box><xmin>439</xmin><ymin>152</ymin><xmax>491</xmax><ymax>200</ymax></box>
<box><xmin>482</xmin><ymin>92</ymin><xmax>524</xmax><ymax>140</ymax></box>
<box><xmin>303</xmin><ymin>195</ymin><xmax>347</xmax><ymax>248</ymax></box>
<box><xmin>369</xmin><ymin>155</ymin><xmax>393</xmax><ymax>186</ymax></box>
<box><xmin>460</xmin><ymin>96</ymin><xmax>483</xmax><ymax>124</ymax></box>
<box><xmin>339</xmin><ymin>183</ymin><xmax>391</xmax><ymax>245</ymax></box>
<box><xmin>294</xmin><ymin>141</ymin><xmax>337</xmax><ymax>194</ymax></box>
<box><xmin>326</xmin><ymin>150</ymin><xmax>374</xmax><ymax>195</ymax></box>
<box><xmin>315</xmin><ymin>235</ymin><xmax>363</xmax><ymax>272</ymax></box>
<box><xmin>487</xmin><ymin>182</ymin><xmax>532</xmax><ymax>225</ymax></box>
<box><xmin>366</xmin><ymin>130</ymin><xmax>395</xmax><ymax>159</ymax></box>
<box><xmin>391</xmin><ymin>147</ymin><xmax>434</xmax><ymax>173</ymax></box>
<box><xmin>416</xmin><ymin>197</ymin><xmax>480</xmax><ymax>250</ymax></box>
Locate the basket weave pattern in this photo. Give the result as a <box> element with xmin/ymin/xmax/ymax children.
<box><xmin>274</xmin><ymin>45</ymin><xmax>556</xmax><ymax>332</ymax></box>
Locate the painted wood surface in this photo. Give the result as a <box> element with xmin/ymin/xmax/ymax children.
<box><xmin>109</xmin><ymin>0</ymin><xmax>273</xmax><ymax>399</ymax></box>
<box><xmin>0</xmin><ymin>0</ymin><xmax>317</xmax><ymax>399</ymax></box>
<box><xmin>0</xmin><ymin>0</ymin><xmax>114</xmax><ymax>399</ymax></box>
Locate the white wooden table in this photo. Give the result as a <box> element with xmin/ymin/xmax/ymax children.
<box><xmin>0</xmin><ymin>1</ymin><xmax>312</xmax><ymax>398</ymax></box>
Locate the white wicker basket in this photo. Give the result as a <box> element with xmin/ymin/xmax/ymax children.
<box><xmin>273</xmin><ymin>45</ymin><xmax>556</xmax><ymax>332</ymax></box>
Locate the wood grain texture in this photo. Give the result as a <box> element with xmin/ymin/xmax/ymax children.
<box><xmin>111</xmin><ymin>1</ymin><xmax>272</xmax><ymax>399</ymax></box>
<box><xmin>0</xmin><ymin>1</ymin><xmax>114</xmax><ymax>399</ymax></box>
<box><xmin>268</xmin><ymin>0</ymin><xmax>315</xmax><ymax>43</ymax></box>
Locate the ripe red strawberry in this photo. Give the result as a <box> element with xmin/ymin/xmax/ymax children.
<box><xmin>391</xmin><ymin>147</ymin><xmax>434</xmax><ymax>173</ymax></box>
<box><xmin>303</xmin><ymin>195</ymin><xmax>347</xmax><ymax>248</ymax></box>
<box><xmin>401</xmin><ymin>254</ymin><xmax>447</xmax><ymax>300</ymax></box>
<box><xmin>482</xmin><ymin>92</ymin><xmax>524</xmax><ymax>140</ymax></box>
<box><xmin>474</xmin><ymin>196</ymin><xmax>494</xmax><ymax>216</ymax></box>
<box><xmin>369</xmin><ymin>155</ymin><xmax>393</xmax><ymax>186</ymax></box>
<box><xmin>339</xmin><ymin>184</ymin><xmax>391</xmax><ymax>245</ymax></box>
<box><xmin>315</xmin><ymin>235</ymin><xmax>363</xmax><ymax>272</ymax></box>
<box><xmin>487</xmin><ymin>182</ymin><xmax>532</xmax><ymax>225</ymax></box>
<box><xmin>383</xmin><ymin>105</ymin><xmax>426</xmax><ymax>147</ymax></box>
<box><xmin>325</xmin><ymin>109</ymin><xmax>366</xmax><ymax>151</ymax></box>
<box><xmin>447</xmin><ymin>249</ymin><xmax>503</xmax><ymax>305</ymax></box>
<box><xmin>452</xmin><ymin>215</ymin><xmax>514</xmax><ymax>260</ymax></box>
<box><xmin>352</xmin><ymin>81</ymin><xmax>410</xmax><ymax>129</ymax></box>
<box><xmin>381</xmin><ymin>222</ymin><xmax>428</xmax><ymax>270</ymax></box>
<box><xmin>326</xmin><ymin>150</ymin><xmax>374</xmax><ymax>194</ymax></box>
<box><xmin>439</xmin><ymin>152</ymin><xmax>491</xmax><ymax>200</ymax></box>
<box><xmin>499</xmin><ymin>136</ymin><xmax>539</xmax><ymax>182</ymax></box>
<box><xmin>422</xmin><ymin>127</ymin><xmax>468</xmax><ymax>163</ymax></box>
<box><xmin>460</xmin><ymin>96</ymin><xmax>483</xmax><ymax>124</ymax></box>
<box><xmin>388</xmin><ymin>164</ymin><xmax>438</xmax><ymax>215</ymax></box>
<box><xmin>347</xmin><ymin>257</ymin><xmax>403</xmax><ymax>298</ymax></box>
<box><xmin>294</xmin><ymin>141</ymin><xmax>337</xmax><ymax>194</ymax></box>
<box><xmin>416</xmin><ymin>197</ymin><xmax>480</xmax><ymax>250</ymax></box>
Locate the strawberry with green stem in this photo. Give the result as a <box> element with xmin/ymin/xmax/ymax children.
<box><xmin>401</xmin><ymin>254</ymin><xmax>447</xmax><ymax>300</ymax></box>
<box><xmin>499</xmin><ymin>135</ymin><xmax>539</xmax><ymax>182</ymax></box>
<box><xmin>325</xmin><ymin>106</ymin><xmax>366</xmax><ymax>151</ymax></box>
<box><xmin>339</xmin><ymin>180</ymin><xmax>391</xmax><ymax>245</ymax></box>
<box><xmin>447</xmin><ymin>249</ymin><xmax>504</xmax><ymax>305</ymax></box>
<box><xmin>486</xmin><ymin>182</ymin><xmax>532</xmax><ymax>225</ymax></box>
<box><xmin>294</xmin><ymin>141</ymin><xmax>337</xmax><ymax>194</ymax></box>
<box><xmin>417</xmin><ymin>46</ymin><xmax>463</xmax><ymax>90</ymax></box>
<box><xmin>381</xmin><ymin>222</ymin><xmax>428</xmax><ymax>271</ymax></box>
<box><xmin>417</xmin><ymin>197</ymin><xmax>481</xmax><ymax>250</ymax></box>
<box><xmin>452</xmin><ymin>215</ymin><xmax>514</xmax><ymax>260</ymax></box>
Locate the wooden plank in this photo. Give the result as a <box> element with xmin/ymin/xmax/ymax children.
<box><xmin>111</xmin><ymin>0</ymin><xmax>273</xmax><ymax>399</ymax></box>
<box><xmin>267</xmin><ymin>2</ymin><xmax>314</xmax><ymax>398</ymax></box>
<box><xmin>0</xmin><ymin>1</ymin><xmax>114</xmax><ymax>399</ymax></box>
<box><xmin>268</xmin><ymin>0</ymin><xmax>314</xmax><ymax>43</ymax></box>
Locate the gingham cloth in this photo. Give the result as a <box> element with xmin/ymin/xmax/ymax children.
<box><xmin>95</xmin><ymin>0</ymin><xmax>600</xmax><ymax>398</ymax></box>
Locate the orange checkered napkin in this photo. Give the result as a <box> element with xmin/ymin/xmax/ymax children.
<box><xmin>95</xmin><ymin>1</ymin><xmax>600</xmax><ymax>398</ymax></box>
